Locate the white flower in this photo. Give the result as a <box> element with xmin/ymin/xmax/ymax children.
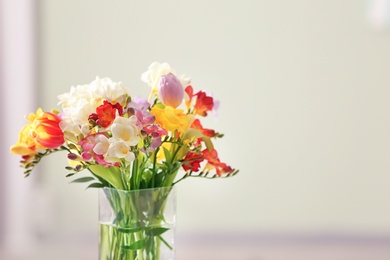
<box><xmin>141</xmin><ymin>62</ymin><xmax>191</xmax><ymax>93</ymax></box>
<box><xmin>105</xmin><ymin>140</ymin><xmax>135</xmax><ymax>163</ymax></box>
<box><xmin>110</xmin><ymin>116</ymin><xmax>140</xmax><ymax>146</ymax></box>
<box><xmin>93</xmin><ymin>134</ymin><xmax>135</xmax><ymax>163</ymax></box>
<box><xmin>57</xmin><ymin>84</ymin><xmax>92</xmax><ymax>108</ymax></box>
<box><xmin>59</xmin><ymin>103</ymin><xmax>96</xmax><ymax>141</ymax></box>
<box><xmin>93</xmin><ymin>134</ymin><xmax>110</xmax><ymax>155</ymax></box>
<box><xmin>90</xmin><ymin>77</ymin><xmax>130</xmax><ymax>105</ymax></box>
<box><xmin>57</xmin><ymin>77</ymin><xmax>130</xmax><ymax>140</ymax></box>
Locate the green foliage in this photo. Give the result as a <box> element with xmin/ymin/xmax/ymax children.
<box><xmin>89</xmin><ymin>165</ymin><xmax>124</xmax><ymax>190</ymax></box>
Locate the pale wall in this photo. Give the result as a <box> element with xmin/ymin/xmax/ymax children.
<box><xmin>34</xmin><ymin>0</ymin><xmax>390</xmax><ymax>236</ymax></box>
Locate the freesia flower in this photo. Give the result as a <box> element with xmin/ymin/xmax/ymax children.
<box><xmin>128</xmin><ymin>96</ymin><xmax>151</xmax><ymax>117</ymax></box>
<box><xmin>202</xmin><ymin>148</ymin><xmax>233</xmax><ymax>176</ymax></box>
<box><xmin>110</xmin><ymin>116</ymin><xmax>140</xmax><ymax>146</ymax></box>
<box><xmin>10</xmin><ymin>108</ymin><xmax>64</xmax><ymax>155</ymax></box>
<box><xmin>191</xmin><ymin>119</ymin><xmax>216</xmax><ymax>138</ymax></box>
<box><xmin>92</xmin><ymin>134</ymin><xmax>110</xmax><ymax>156</ymax></box>
<box><xmin>58</xmin><ymin>77</ymin><xmax>130</xmax><ymax>140</ymax></box>
<box><xmin>194</xmin><ymin>91</ymin><xmax>214</xmax><ymax>116</ymax></box>
<box><xmin>79</xmin><ymin>133</ymin><xmax>115</xmax><ymax>167</ymax></box>
<box><xmin>127</xmin><ymin>97</ymin><xmax>155</xmax><ymax>127</ymax></box>
<box><xmin>10</xmin><ymin>125</ymin><xmax>42</xmax><ymax>156</ymax></box>
<box><xmin>182</xmin><ymin>152</ymin><xmax>204</xmax><ymax>172</ymax></box>
<box><xmin>105</xmin><ymin>140</ymin><xmax>135</xmax><ymax>163</ymax></box>
<box><xmin>141</xmin><ymin>62</ymin><xmax>190</xmax><ymax>94</ymax></box>
<box><xmin>11</xmin><ymin>62</ymin><xmax>237</xmax><ymax>186</ymax></box>
<box><xmin>143</xmin><ymin>124</ymin><xmax>167</xmax><ymax>151</ymax></box>
<box><xmin>89</xmin><ymin>101</ymin><xmax>123</xmax><ymax>128</ymax></box>
<box><xmin>89</xmin><ymin>77</ymin><xmax>130</xmax><ymax>105</ymax></box>
<box><xmin>184</xmin><ymin>86</ymin><xmax>215</xmax><ymax>116</ymax></box>
<box><xmin>158</xmin><ymin>73</ymin><xmax>184</xmax><ymax>108</ymax></box>
<box><xmin>151</xmin><ymin>106</ymin><xmax>194</xmax><ymax>134</ymax></box>
<box><xmin>184</xmin><ymin>85</ymin><xmax>194</xmax><ymax>109</ymax></box>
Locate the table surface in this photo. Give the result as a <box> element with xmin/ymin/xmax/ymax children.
<box><xmin>1</xmin><ymin>232</ymin><xmax>390</xmax><ymax>260</ymax></box>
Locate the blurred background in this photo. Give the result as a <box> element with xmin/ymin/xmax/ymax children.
<box><xmin>2</xmin><ymin>0</ymin><xmax>390</xmax><ymax>259</ymax></box>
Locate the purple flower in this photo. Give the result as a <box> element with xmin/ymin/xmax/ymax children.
<box><xmin>143</xmin><ymin>124</ymin><xmax>167</xmax><ymax>152</ymax></box>
<box><xmin>158</xmin><ymin>73</ymin><xmax>184</xmax><ymax>108</ymax></box>
<box><xmin>128</xmin><ymin>96</ymin><xmax>155</xmax><ymax>127</ymax></box>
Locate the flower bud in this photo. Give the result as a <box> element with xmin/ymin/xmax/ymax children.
<box><xmin>67</xmin><ymin>153</ymin><xmax>78</xmax><ymax>160</ymax></box>
<box><xmin>158</xmin><ymin>73</ymin><xmax>184</xmax><ymax>108</ymax></box>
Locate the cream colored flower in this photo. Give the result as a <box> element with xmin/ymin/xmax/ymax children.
<box><xmin>90</xmin><ymin>77</ymin><xmax>130</xmax><ymax>105</ymax></box>
<box><xmin>110</xmin><ymin>116</ymin><xmax>140</xmax><ymax>146</ymax></box>
<box><xmin>93</xmin><ymin>134</ymin><xmax>135</xmax><ymax>163</ymax></box>
<box><xmin>93</xmin><ymin>134</ymin><xmax>110</xmax><ymax>155</ymax></box>
<box><xmin>105</xmin><ymin>140</ymin><xmax>135</xmax><ymax>163</ymax></box>
<box><xmin>141</xmin><ymin>62</ymin><xmax>191</xmax><ymax>93</ymax></box>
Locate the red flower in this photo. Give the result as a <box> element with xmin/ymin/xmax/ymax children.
<box><xmin>91</xmin><ymin>101</ymin><xmax>123</xmax><ymax>128</ymax></box>
<box><xmin>35</xmin><ymin>111</ymin><xmax>65</xmax><ymax>148</ymax></box>
<box><xmin>184</xmin><ymin>86</ymin><xmax>214</xmax><ymax>116</ymax></box>
<box><xmin>182</xmin><ymin>152</ymin><xmax>204</xmax><ymax>172</ymax></box>
<box><xmin>194</xmin><ymin>91</ymin><xmax>214</xmax><ymax>116</ymax></box>
<box><xmin>202</xmin><ymin>148</ymin><xmax>233</xmax><ymax>176</ymax></box>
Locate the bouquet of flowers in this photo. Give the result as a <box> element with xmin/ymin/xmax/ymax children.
<box><xmin>10</xmin><ymin>62</ymin><xmax>237</xmax><ymax>259</ymax></box>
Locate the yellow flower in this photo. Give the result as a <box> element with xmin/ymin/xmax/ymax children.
<box><xmin>151</xmin><ymin>106</ymin><xmax>194</xmax><ymax>134</ymax></box>
<box><xmin>10</xmin><ymin>124</ymin><xmax>42</xmax><ymax>156</ymax></box>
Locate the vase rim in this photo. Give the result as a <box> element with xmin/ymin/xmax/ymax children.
<box><xmin>102</xmin><ymin>186</ymin><xmax>175</xmax><ymax>193</ymax></box>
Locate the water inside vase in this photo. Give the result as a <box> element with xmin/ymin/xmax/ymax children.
<box><xmin>99</xmin><ymin>222</ymin><xmax>175</xmax><ymax>260</ymax></box>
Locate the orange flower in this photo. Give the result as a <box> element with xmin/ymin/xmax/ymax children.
<box><xmin>202</xmin><ymin>148</ymin><xmax>233</xmax><ymax>176</ymax></box>
<box><xmin>191</xmin><ymin>119</ymin><xmax>215</xmax><ymax>138</ymax></box>
<box><xmin>184</xmin><ymin>85</ymin><xmax>195</xmax><ymax>110</ymax></box>
<box><xmin>10</xmin><ymin>108</ymin><xmax>64</xmax><ymax>155</ymax></box>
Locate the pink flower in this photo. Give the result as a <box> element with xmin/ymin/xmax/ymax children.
<box><xmin>158</xmin><ymin>73</ymin><xmax>184</xmax><ymax>108</ymax></box>
<box><xmin>78</xmin><ymin>133</ymin><xmax>117</xmax><ymax>167</ymax></box>
<box><xmin>143</xmin><ymin>124</ymin><xmax>167</xmax><ymax>151</ymax></box>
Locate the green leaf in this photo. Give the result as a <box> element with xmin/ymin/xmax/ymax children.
<box><xmin>146</xmin><ymin>227</ymin><xmax>170</xmax><ymax>236</ymax></box>
<box><xmin>142</xmin><ymin>170</ymin><xmax>153</xmax><ymax>181</ymax></box>
<box><xmin>89</xmin><ymin>165</ymin><xmax>124</xmax><ymax>190</ymax></box>
<box><xmin>70</xmin><ymin>176</ymin><xmax>95</xmax><ymax>183</ymax></box>
<box><xmin>162</xmin><ymin>147</ymin><xmax>171</xmax><ymax>162</ymax></box>
<box><xmin>85</xmin><ymin>182</ymin><xmax>104</xmax><ymax>189</ymax></box>
<box><xmin>117</xmin><ymin>226</ymin><xmax>143</xmax><ymax>233</ymax></box>
<box><xmin>121</xmin><ymin>239</ymin><xmax>145</xmax><ymax>250</ymax></box>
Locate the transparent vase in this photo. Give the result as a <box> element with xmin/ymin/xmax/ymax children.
<box><xmin>98</xmin><ymin>186</ymin><xmax>176</xmax><ymax>260</ymax></box>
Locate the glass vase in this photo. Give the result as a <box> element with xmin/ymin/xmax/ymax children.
<box><xmin>98</xmin><ymin>186</ymin><xmax>176</xmax><ymax>260</ymax></box>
